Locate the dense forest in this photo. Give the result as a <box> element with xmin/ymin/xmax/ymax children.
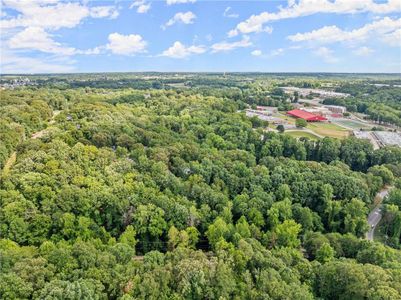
<box><xmin>1</xmin><ymin>75</ymin><xmax>401</xmax><ymax>299</ymax></box>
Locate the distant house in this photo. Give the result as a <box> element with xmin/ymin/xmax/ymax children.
<box><xmin>287</xmin><ymin>109</ymin><xmax>327</xmax><ymax>122</ymax></box>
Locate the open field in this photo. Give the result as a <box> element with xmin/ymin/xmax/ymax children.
<box><xmin>275</xmin><ymin>113</ymin><xmax>296</xmax><ymax>124</ymax></box>
<box><xmin>285</xmin><ymin>130</ymin><xmax>320</xmax><ymax>140</ymax></box>
<box><xmin>166</xmin><ymin>83</ymin><xmax>188</xmax><ymax>88</ymax></box>
<box><xmin>333</xmin><ymin>119</ymin><xmax>372</xmax><ymax>130</ymax></box>
<box><xmin>307</xmin><ymin>122</ymin><xmax>350</xmax><ymax>139</ymax></box>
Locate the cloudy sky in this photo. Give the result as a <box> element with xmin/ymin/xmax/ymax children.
<box><xmin>1</xmin><ymin>0</ymin><xmax>400</xmax><ymax>73</ymax></box>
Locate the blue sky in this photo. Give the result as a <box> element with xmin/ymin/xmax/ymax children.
<box><xmin>1</xmin><ymin>0</ymin><xmax>400</xmax><ymax>73</ymax></box>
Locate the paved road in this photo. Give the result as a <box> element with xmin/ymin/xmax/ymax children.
<box><xmin>367</xmin><ymin>206</ymin><xmax>383</xmax><ymax>240</ymax></box>
<box><xmin>366</xmin><ymin>187</ymin><xmax>392</xmax><ymax>241</ymax></box>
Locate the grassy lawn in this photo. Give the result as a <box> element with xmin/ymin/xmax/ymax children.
<box><xmin>166</xmin><ymin>83</ymin><xmax>188</xmax><ymax>88</ymax></box>
<box><xmin>285</xmin><ymin>130</ymin><xmax>320</xmax><ymax>140</ymax></box>
<box><xmin>333</xmin><ymin>119</ymin><xmax>372</xmax><ymax>130</ymax></box>
<box><xmin>307</xmin><ymin>122</ymin><xmax>350</xmax><ymax>139</ymax></box>
<box><xmin>275</xmin><ymin>113</ymin><xmax>296</xmax><ymax>124</ymax></box>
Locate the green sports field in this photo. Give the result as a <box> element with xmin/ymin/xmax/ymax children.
<box><xmin>333</xmin><ymin>119</ymin><xmax>372</xmax><ymax>130</ymax></box>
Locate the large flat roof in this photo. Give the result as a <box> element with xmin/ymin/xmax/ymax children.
<box><xmin>287</xmin><ymin>109</ymin><xmax>327</xmax><ymax>121</ymax></box>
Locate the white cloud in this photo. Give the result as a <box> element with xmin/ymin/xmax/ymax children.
<box><xmin>228</xmin><ymin>21</ymin><xmax>273</xmax><ymax>37</ymax></box>
<box><xmin>163</xmin><ymin>11</ymin><xmax>196</xmax><ymax>29</ymax></box>
<box><xmin>77</xmin><ymin>47</ymin><xmax>103</xmax><ymax>55</ymax></box>
<box><xmin>223</xmin><ymin>7</ymin><xmax>239</xmax><ymax>18</ymax></box>
<box><xmin>287</xmin><ymin>17</ymin><xmax>401</xmax><ymax>46</ymax></box>
<box><xmin>314</xmin><ymin>46</ymin><xmax>338</xmax><ymax>63</ymax></box>
<box><xmin>228</xmin><ymin>0</ymin><xmax>401</xmax><ymax>36</ymax></box>
<box><xmin>288</xmin><ymin>25</ymin><xmax>344</xmax><ymax>43</ymax></box>
<box><xmin>161</xmin><ymin>41</ymin><xmax>206</xmax><ymax>58</ymax></box>
<box><xmin>270</xmin><ymin>48</ymin><xmax>285</xmax><ymax>56</ymax></box>
<box><xmin>8</xmin><ymin>26</ymin><xmax>76</xmax><ymax>55</ymax></box>
<box><xmin>227</xmin><ymin>30</ymin><xmax>237</xmax><ymax>38</ymax></box>
<box><xmin>166</xmin><ymin>0</ymin><xmax>196</xmax><ymax>5</ymax></box>
<box><xmin>90</xmin><ymin>6</ymin><xmax>119</xmax><ymax>19</ymax></box>
<box><xmin>381</xmin><ymin>28</ymin><xmax>401</xmax><ymax>46</ymax></box>
<box><xmin>6</xmin><ymin>26</ymin><xmax>105</xmax><ymax>56</ymax></box>
<box><xmin>352</xmin><ymin>46</ymin><xmax>374</xmax><ymax>56</ymax></box>
<box><xmin>211</xmin><ymin>36</ymin><xmax>252</xmax><ymax>53</ymax></box>
<box><xmin>251</xmin><ymin>50</ymin><xmax>262</xmax><ymax>56</ymax></box>
<box><xmin>1</xmin><ymin>0</ymin><xmax>119</xmax><ymax>30</ymax></box>
<box><xmin>137</xmin><ymin>4</ymin><xmax>151</xmax><ymax>13</ymax></box>
<box><xmin>106</xmin><ymin>33</ymin><xmax>147</xmax><ymax>55</ymax></box>
<box><xmin>1</xmin><ymin>50</ymin><xmax>76</xmax><ymax>73</ymax></box>
<box><xmin>130</xmin><ymin>0</ymin><xmax>151</xmax><ymax>13</ymax></box>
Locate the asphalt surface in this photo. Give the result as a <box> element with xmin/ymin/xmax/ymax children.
<box><xmin>367</xmin><ymin>206</ymin><xmax>382</xmax><ymax>241</ymax></box>
<box><xmin>366</xmin><ymin>187</ymin><xmax>392</xmax><ymax>241</ymax></box>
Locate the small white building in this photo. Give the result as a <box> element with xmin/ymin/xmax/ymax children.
<box><xmin>324</xmin><ymin>105</ymin><xmax>347</xmax><ymax>114</ymax></box>
<box><xmin>301</xmin><ymin>107</ymin><xmax>331</xmax><ymax>116</ymax></box>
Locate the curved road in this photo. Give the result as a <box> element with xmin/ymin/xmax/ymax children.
<box><xmin>366</xmin><ymin>187</ymin><xmax>392</xmax><ymax>241</ymax></box>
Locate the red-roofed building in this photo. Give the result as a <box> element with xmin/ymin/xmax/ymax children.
<box><xmin>287</xmin><ymin>109</ymin><xmax>327</xmax><ymax>122</ymax></box>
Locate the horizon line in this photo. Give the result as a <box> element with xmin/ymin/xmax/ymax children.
<box><xmin>2</xmin><ymin>71</ymin><xmax>401</xmax><ymax>76</ymax></box>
